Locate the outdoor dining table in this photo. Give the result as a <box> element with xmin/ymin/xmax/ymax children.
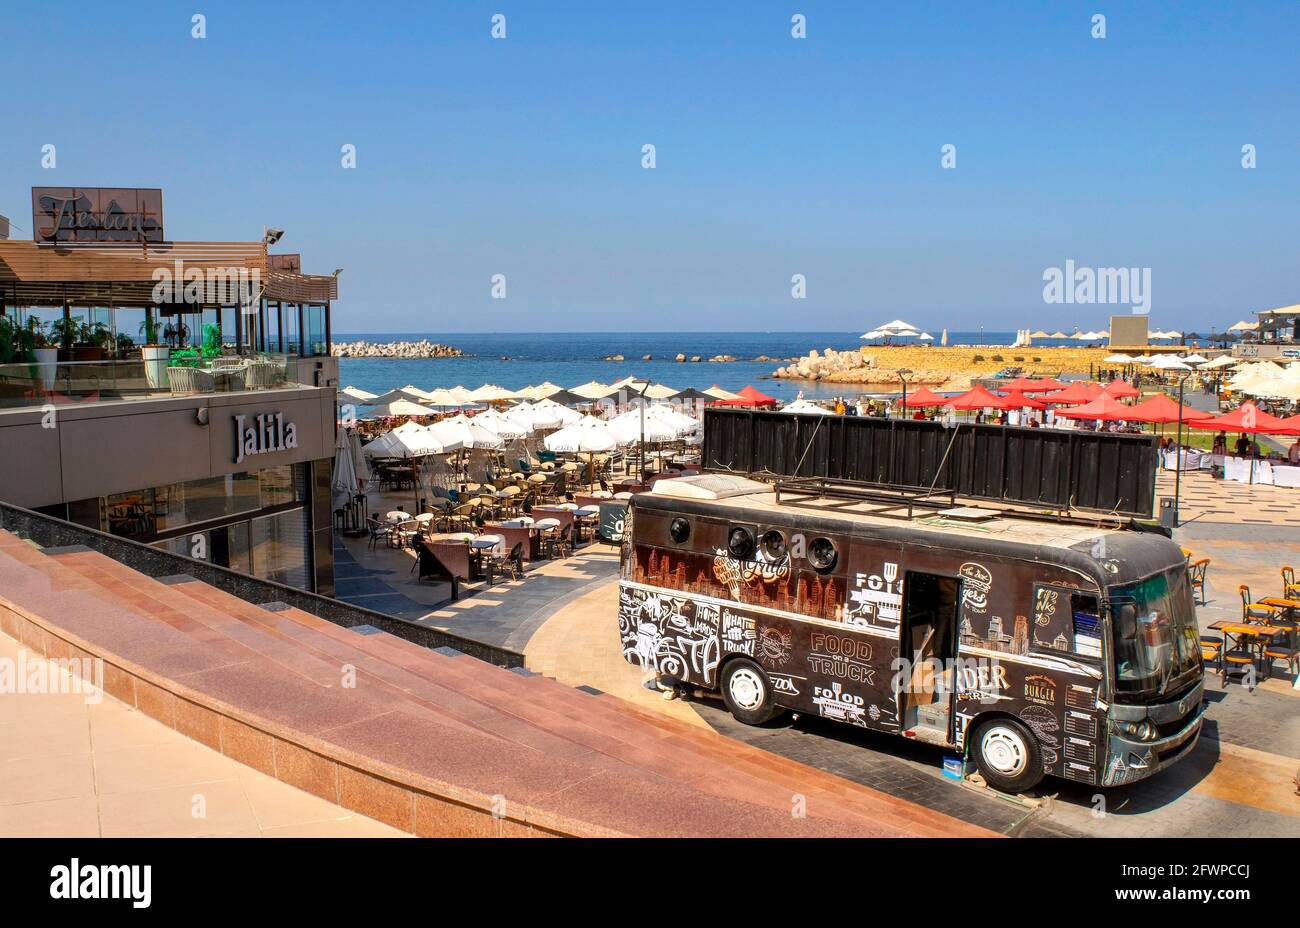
<box><xmin>1219</xmin><ymin>623</ymin><xmax>1286</xmax><ymax>671</ymax></box>
<box><xmin>484</xmin><ymin>521</ymin><xmax>542</xmax><ymax>561</ymax></box>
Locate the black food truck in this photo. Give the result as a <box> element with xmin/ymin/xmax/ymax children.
<box><xmin>618</xmin><ymin>473</ymin><xmax>1204</xmax><ymax>793</ymax></box>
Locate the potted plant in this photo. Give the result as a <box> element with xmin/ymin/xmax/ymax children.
<box><xmin>72</xmin><ymin>321</ymin><xmax>111</xmax><ymax>362</ymax></box>
<box><xmin>49</xmin><ymin>317</ymin><xmax>82</xmax><ymax>361</ymax></box>
<box><xmin>201</xmin><ymin>323</ymin><xmax>223</xmax><ymax>360</ymax></box>
<box><xmin>113</xmin><ymin>332</ymin><xmax>137</xmax><ymax>358</ymax></box>
<box><xmin>26</xmin><ymin>318</ymin><xmax>58</xmax><ymax>391</ymax></box>
<box><xmin>139</xmin><ymin>315</ymin><xmax>170</xmax><ymax>389</ymax></box>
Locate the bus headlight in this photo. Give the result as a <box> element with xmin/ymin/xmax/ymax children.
<box><xmin>1117</xmin><ymin>720</ymin><xmax>1157</xmax><ymax>742</ymax></box>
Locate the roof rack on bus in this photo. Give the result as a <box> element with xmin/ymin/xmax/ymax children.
<box><xmin>764</xmin><ymin>474</ymin><xmax>1151</xmax><ymax>532</ymax></box>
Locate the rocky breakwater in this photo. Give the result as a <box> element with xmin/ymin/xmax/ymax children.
<box><xmin>332</xmin><ymin>339</ymin><xmax>465</xmax><ymax>359</ymax></box>
<box><xmin>773</xmin><ymin>348</ymin><xmax>959</xmax><ymax>388</ymax></box>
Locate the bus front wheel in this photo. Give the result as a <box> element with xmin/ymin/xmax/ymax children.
<box><xmin>971</xmin><ymin>718</ymin><xmax>1044</xmax><ymax>794</ymax></box>
<box><xmin>721</xmin><ymin>658</ymin><xmax>784</xmax><ymax>726</ymax></box>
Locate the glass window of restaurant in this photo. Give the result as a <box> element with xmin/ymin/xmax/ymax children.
<box><xmin>59</xmin><ymin>461</ymin><xmax>331</xmax><ymax>593</ymax></box>
<box><xmin>304</xmin><ymin>304</ymin><xmax>328</xmax><ymax>357</ymax></box>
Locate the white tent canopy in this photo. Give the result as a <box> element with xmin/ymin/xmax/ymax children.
<box><xmin>363</xmin><ymin>421</ymin><xmax>445</xmax><ymax>458</ymax></box>
<box><xmin>780</xmin><ymin>399</ymin><xmax>834</xmax><ymax>415</ymax></box>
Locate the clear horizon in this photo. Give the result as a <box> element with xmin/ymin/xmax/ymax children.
<box><xmin>3</xmin><ymin>1</ymin><xmax>1297</xmax><ymax>334</ymax></box>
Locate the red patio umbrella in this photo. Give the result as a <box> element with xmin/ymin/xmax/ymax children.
<box><xmin>1041</xmin><ymin>381</ymin><xmax>1100</xmax><ymax>405</ymax></box>
<box><xmin>991</xmin><ymin>390</ymin><xmax>1047</xmax><ymax>411</ymax></box>
<box><xmin>902</xmin><ymin>386</ymin><xmax>948</xmax><ymax>407</ymax></box>
<box><xmin>711</xmin><ymin>385</ymin><xmax>778</xmax><ymax>407</ymax></box>
<box><xmin>1102</xmin><ymin>378</ymin><xmax>1141</xmax><ymax>399</ymax></box>
<box><xmin>1124</xmin><ymin>393</ymin><xmax>1214</xmax><ymax>424</ymax></box>
<box><xmin>1188</xmin><ymin>401</ymin><xmax>1293</xmax><ymax>434</ymax></box>
<box><xmin>998</xmin><ymin>376</ymin><xmax>1043</xmax><ymax>391</ymax></box>
<box><xmin>943</xmin><ymin>385</ymin><xmax>1004</xmax><ymax>411</ymax></box>
<box><xmin>1024</xmin><ymin>377</ymin><xmax>1067</xmax><ymax>392</ymax></box>
<box><xmin>1052</xmin><ymin>392</ymin><xmax>1133</xmax><ymax>421</ymax></box>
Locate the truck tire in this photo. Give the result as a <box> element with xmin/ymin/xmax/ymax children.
<box><xmin>721</xmin><ymin>658</ymin><xmax>784</xmax><ymax>726</ymax></box>
<box><xmin>972</xmin><ymin>717</ymin><xmax>1045</xmax><ymax>794</ymax></box>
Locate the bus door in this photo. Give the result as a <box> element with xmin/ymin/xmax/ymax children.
<box><xmin>899</xmin><ymin>570</ymin><xmax>960</xmax><ymax>743</ymax></box>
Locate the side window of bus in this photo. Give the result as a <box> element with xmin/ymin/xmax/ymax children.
<box><xmin>1030</xmin><ymin>585</ymin><xmax>1102</xmax><ymax>662</ymax></box>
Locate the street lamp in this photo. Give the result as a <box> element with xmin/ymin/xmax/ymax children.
<box><xmin>896</xmin><ymin>369</ymin><xmax>912</xmax><ymax>418</ymax></box>
<box><xmin>1172</xmin><ymin>371</ymin><xmax>1192</xmax><ymax>527</ymax></box>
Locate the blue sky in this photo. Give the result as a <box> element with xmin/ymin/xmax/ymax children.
<box><xmin>2</xmin><ymin>1</ymin><xmax>1297</xmax><ymax>333</ymax></box>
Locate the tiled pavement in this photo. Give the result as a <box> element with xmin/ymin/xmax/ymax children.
<box><xmin>1156</xmin><ymin>468</ymin><xmax>1300</xmax><ymax>526</ymax></box>
<box><xmin>0</xmin><ymin>633</ymin><xmax>405</xmax><ymax>838</ymax></box>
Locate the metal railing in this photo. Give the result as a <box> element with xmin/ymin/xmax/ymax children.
<box><xmin>0</xmin><ymin>352</ymin><xmax>302</xmax><ymax>409</ymax></box>
<box><xmin>0</xmin><ymin>500</ymin><xmax>524</xmax><ymax>668</ymax></box>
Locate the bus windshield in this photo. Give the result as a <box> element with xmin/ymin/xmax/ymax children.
<box><xmin>1109</xmin><ymin>566</ymin><xmax>1201</xmax><ymax>700</ymax></box>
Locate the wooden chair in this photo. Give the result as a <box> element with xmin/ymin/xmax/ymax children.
<box><xmin>1282</xmin><ymin>566</ymin><xmax>1300</xmax><ymax>599</ymax></box>
<box><xmin>1188</xmin><ymin>559</ymin><xmax>1210</xmax><ymax>605</ymax></box>
<box><xmin>1239</xmin><ymin>585</ymin><xmax>1277</xmax><ymax>624</ymax></box>
<box><xmin>1221</xmin><ymin>647</ymin><xmax>1256</xmax><ymax>688</ymax></box>
<box><xmin>487</xmin><ymin>541</ymin><xmax>525</xmax><ymax>585</ymax></box>
<box><xmin>1263</xmin><ymin>641</ymin><xmax>1298</xmax><ymax>680</ymax></box>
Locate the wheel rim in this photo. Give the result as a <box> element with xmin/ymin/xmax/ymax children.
<box><xmin>728</xmin><ymin>667</ymin><xmax>765</xmax><ymax>710</ymax></box>
<box><xmin>980</xmin><ymin>726</ymin><xmax>1028</xmax><ymax>776</ymax></box>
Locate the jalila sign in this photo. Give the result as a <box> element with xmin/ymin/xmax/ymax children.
<box><xmin>32</xmin><ymin>187</ymin><xmax>165</xmax><ymax>243</ymax></box>
<box><xmin>234</xmin><ymin>412</ymin><xmax>298</xmax><ymax>464</ymax></box>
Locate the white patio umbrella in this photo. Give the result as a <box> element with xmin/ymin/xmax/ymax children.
<box><xmin>472</xmin><ymin>408</ymin><xmax>531</xmax><ymax>439</ymax></box>
<box><xmin>570</xmin><ymin>380</ymin><xmax>618</xmax><ymax>400</ymax></box>
<box><xmin>860</xmin><ymin>329</ymin><xmax>887</xmax><ymax>340</ymax></box>
<box><xmin>423</xmin><ymin>388</ymin><xmax>470</xmax><ymax>407</ymax></box>
<box><xmin>467</xmin><ymin>383</ymin><xmax>517</xmax><ymax>403</ymax></box>
<box><xmin>543</xmin><ymin>417</ymin><xmax>618</xmax><ymax>451</ymax></box>
<box><xmin>438</xmin><ymin>414</ymin><xmax>506</xmax><ymax>449</ymax></box>
<box><xmin>365</xmin><ymin>388</ymin><xmax>429</xmax><ymax>407</ymax></box>
<box><xmin>1199</xmin><ymin>355</ymin><xmax>1238</xmax><ymax>370</ymax></box>
<box><xmin>338</xmin><ymin>386</ymin><xmax>377</xmax><ymax>405</ymax></box>
<box><xmin>528</xmin><ymin>398</ymin><xmax>583</xmax><ymax>425</ymax></box>
<box><xmin>1181</xmin><ymin>353</ymin><xmax>1209</xmax><ymax>365</ymax></box>
<box><xmin>917</xmin><ymin>332</ymin><xmax>934</xmax><ymax>341</ymax></box>
<box><xmin>1228</xmin><ymin>320</ymin><xmax>1258</xmax><ymax>332</ymax></box>
<box><xmin>606</xmin><ymin>415</ymin><xmax>680</xmax><ymax>445</ymax></box>
<box><xmin>365</xmin><ymin>398</ymin><xmax>438</xmax><ymax>418</ymax></box>
<box><xmin>1104</xmin><ymin>353</ymin><xmax>1134</xmax><ymax>363</ymax></box>
<box><xmin>1150</xmin><ymin>356</ymin><xmax>1192</xmax><ymax>372</ymax></box>
<box><xmin>362</xmin><ymin>421</ymin><xmax>445</xmax><ymax>458</ymax></box>
<box><xmin>878</xmin><ymin>319</ymin><xmax>921</xmax><ymax>333</ymax></box>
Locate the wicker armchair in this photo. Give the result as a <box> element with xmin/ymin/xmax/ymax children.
<box><xmin>168</xmin><ymin>367</ymin><xmax>216</xmax><ymax>395</ymax></box>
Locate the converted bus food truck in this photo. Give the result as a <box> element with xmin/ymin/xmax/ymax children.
<box><xmin>618</xmin><ymin>474</ymin><xmax>1204</xmax><ymax>793</ymax></box>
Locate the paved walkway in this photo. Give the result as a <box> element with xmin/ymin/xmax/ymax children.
<box><xmin>0</xmin><ymin>632</ymin><xmax>405</xmax><ymax>838</ymax></box>
<box><xmin>1156</xmin><ymin>468</ymin><xmax>1300</xmax><ymax>526</ymax></box>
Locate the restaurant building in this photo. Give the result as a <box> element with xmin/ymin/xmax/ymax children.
<box><xmin>0</xmin><ymin>186</ymin><xmax>341</xmax><ymax>594</ymax></box>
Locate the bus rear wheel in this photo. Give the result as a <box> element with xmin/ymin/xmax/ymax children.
<box><xmin>972</xmin><ymin>718</ymin><xmax>1044</xmax><ymax>794</ymax></box>
<box><xmin>721</xmin><ymin>658</ymin><xmax>784</xmax><ymax>726</ymax></box>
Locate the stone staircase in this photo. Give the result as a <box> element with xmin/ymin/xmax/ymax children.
<box><xmin>0</xmin><ymin>530</ymin><xmax>993</xmax><ymax>838</ymax></box>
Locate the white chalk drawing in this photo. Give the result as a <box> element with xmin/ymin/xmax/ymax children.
<box><xmin>756</xmin><ymin>624</ymin><xmax>793</xmax><ymax>667</ymax></box>
<box><xmin>845</xmin><ymin>561</ymin><xmax>902</xmax><ymax>629</ymax></box>
<box><xmin>711</xmin><ymin>548</ymin><xmax>790</xmax><ymax>600</ymax></box>
<box><xmin>807</xmin><ymin>630</ymin><xmax>875</xmax><ymax>685</ymax></box>
<box><xmin>618</xmin><ymin>585</ymin><xmax>721</xmax><ymax>684</ymax></box>
<box><xmin>1034</xmin><ymin>587</ymin><xmax>1060</xmax><ymax>627</ymax></box>
<box><xmin>959</xmin><ymin>562</ymin><xmax>992</xmax><ymax>615</ymax></box>
<box><xmin>769</xmin><ymin>672</ymin><xmax>806</xmax><ymax>697</ymax></box>
<box><xmin>720</xmin><ymin>608</ymin><xmax>757</xmax><ymax>657</ymax></box>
